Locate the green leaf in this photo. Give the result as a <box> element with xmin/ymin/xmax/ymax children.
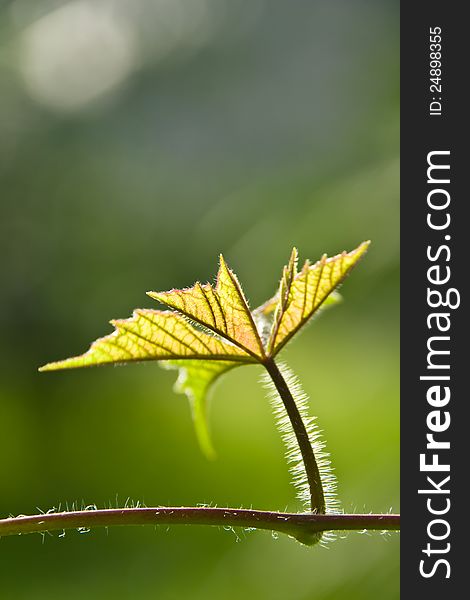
<box><xmin>39</xmin><ymin>242</ymin><xmax>370</xmax><ymax>456</ymax></box>
<box><xmin>163</xmin><ymin>360</ymin><xmax>240</xmax><ymax>459</ymax></box>
<box><xmin>264</xmin><ymin>241</ymin><xmax>370</xmax><ymax>355</ymax></box>
<box><xmin>39</xmin><ymin>309</ymin><xmax>253</xmax><ymax>371</ymax></box>
<box><xmin>253</xmin><ymin>249</ymin><xmax>343</xmax><ymax>347</ymax></box>
<box><xmin>147</xmin><ymin>255</ymin><xmax>265</xmax><ymax>359</ymax></box>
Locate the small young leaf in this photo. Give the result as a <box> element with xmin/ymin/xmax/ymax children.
<box><xmin>265</xmin><ymin>241</ymin><xmax>370</xmax><ymax>355</ymax></box>
<box><xmin>163</xmin><ymin>360</ymin><xmax>240</xmax><ymax>459</ymax></box>
<box><xmin>254</xmin><ymin>290</ymin><xmax>342</xmax><ymax>349</ymax></box>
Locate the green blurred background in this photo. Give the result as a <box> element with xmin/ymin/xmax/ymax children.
<box><xmin>0</xmin><ymin>0</ymin><xmax>399</xmax><ymax>598</ymax></box>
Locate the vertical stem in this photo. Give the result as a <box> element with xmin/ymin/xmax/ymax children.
<box><xmin>264</xmin><ymin>358</ymin><xmax>325</xmax><ymax>514</ymax></box>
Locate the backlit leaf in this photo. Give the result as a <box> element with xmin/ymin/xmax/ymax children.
<box><xmin>39</xmin><ymin>309</ymin><xmax>253</xmax><ymax>371</ymax></box>
<box><xmin>39</xmin><ymin>242</ymin><xmax>369</xmax><ymax>459</ymax></box>
<box><xmin>266</xmin><ymin>241</ymin><xmax>370</xmax><ymax>355</ymax></box>
<box><xmin>148</xmin><ymin>256</ymin><xmax>265</xmax><ymax>359</ymax></box>
<box><xmin>163</xmin><ymin>360</ymin><xmax>240</xmax><ymax>459</ymax></box>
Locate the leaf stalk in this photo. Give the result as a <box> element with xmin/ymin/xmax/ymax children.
<box><xmin>263</xmin><ymin>358</ymin><xmax>325</xmax><ymax>513</ymax></box>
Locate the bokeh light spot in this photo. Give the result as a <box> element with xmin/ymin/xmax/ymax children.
<box><xmin>18</xmin><ymin>0</ymin><xmax>137</xmax><ymax>112</ymax></box>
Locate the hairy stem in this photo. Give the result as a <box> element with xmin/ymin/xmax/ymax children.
<box><xmin>264</xmin><ymin>358</ymin><xmax>325</xmax><ymax>513</ymax></box>
<box><xmin>0</xmin><ymin>508</ymin><xmax>400</xmax><ymax>545</ymax></box>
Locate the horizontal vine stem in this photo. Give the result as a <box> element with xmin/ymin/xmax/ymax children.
<box><xmin>0</xmin><ymin>508</ymin><xmax>400</xmax><ymax>545</ymax></box>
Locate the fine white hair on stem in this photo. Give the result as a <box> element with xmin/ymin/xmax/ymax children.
<box><xmin>261</xmin><ymin>361</ymin><xmax>340</xmax><ymax>542</ymax></box>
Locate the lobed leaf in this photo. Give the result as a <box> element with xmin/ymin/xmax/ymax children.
<box><xmin>147</xmin><ymin>256</ymin><xmax>265</xmax><ymax>360</ymax></box>
<box><xmin>39</xmin><ymin>242</ymin><xmax>369</xmax><ymax>458</ymax></box>
<box><xmin>39</xmin><ymin>310</ymin><xmax>253</xmax><ymax>371</ymax></box>
<box><xmin>265</xmin><ymin>241</ymin><xmax>370</xmax><ymax>355</ymax></box>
